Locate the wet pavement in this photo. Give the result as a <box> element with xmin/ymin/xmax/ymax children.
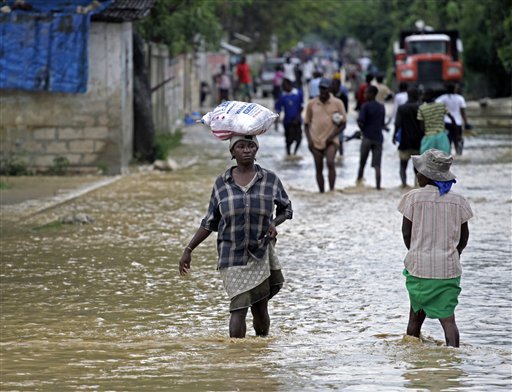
<box><xmin>1</xmin><ymin>98</ymin><xmax>511</xmax><ymax>391</ymax></box>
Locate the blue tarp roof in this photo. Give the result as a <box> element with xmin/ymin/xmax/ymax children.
<box><xmin>0</xmin><ymin>1</ymin><xmax>113</xmax><ymax>93</ymax></box>
<box><xmin>3</xmin><ymin>0</ymin><xmax>112</xmax><ymax>14</ymax></box>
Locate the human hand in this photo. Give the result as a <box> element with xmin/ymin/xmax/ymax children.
<box><xmin>179</xmin><ymin>251</ymin><xmax>192</xmax><ymax>276</ymax></box>
<box><xmin>266</xmin><ymin>224</ymin><xmax>278</xmax><ymax>240</ymax></box>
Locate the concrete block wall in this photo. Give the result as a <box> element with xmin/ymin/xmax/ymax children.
<box><xmin>0</xmin><ymin>22</ymin><xmax>133</xmax><ymax>174</ymax></box>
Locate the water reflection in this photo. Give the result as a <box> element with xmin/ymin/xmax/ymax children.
<box><xmin>399</xmin><ymin>341</ymin><xmax>466</xmax><ymax>391</ymax></box>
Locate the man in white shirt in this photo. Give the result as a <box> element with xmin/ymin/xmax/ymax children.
<box><xmin>283</xmin><ymin>56</ymin><xmax>296</xmax><ymax>84</ymax></box>
<box><xmin>436</xmin><ymin>84</ymin><xmax>470</xmax><ymax>155</ymax></box>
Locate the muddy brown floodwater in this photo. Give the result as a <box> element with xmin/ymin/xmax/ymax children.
<box><xmin>1</xmin><ymin>99</ymin><xmax>511</xmax><ymax>391</ymax></box>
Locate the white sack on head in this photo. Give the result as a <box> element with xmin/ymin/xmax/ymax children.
<box><xmin>201</xmin><ymin>101</ymin><xmax>278</xmax><ymax>140</ymax></box>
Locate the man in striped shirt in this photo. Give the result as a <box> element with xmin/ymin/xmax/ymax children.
<box><xmin>398</xmin><ymin>149</ymin><xmax>473</xmax><ymax>347</ymax></box>
<box><xmin>417</xmin><ymin>89</ymin><xmax>454</xmax><ymax>154</ymax></box>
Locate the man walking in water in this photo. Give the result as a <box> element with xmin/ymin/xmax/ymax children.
<box><xmin>393</xmin><ymin>87</ymin><xmax>423</xmax><ymax>188</ymax></box>
<box><xmin>356</xmin><ymin>85</ymin><xmax>385</xmax><ymax>189</ymax></box>
<box><xmin>275</xmin><ymin>78</ymin><xmax>304</xmax><ymax>157</ymax></box>
<box><xmin>304</xmin><ymin>78</ymin><xmax>346</xmax><ymax>192</ymax></box>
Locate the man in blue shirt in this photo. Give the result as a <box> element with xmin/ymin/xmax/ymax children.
<box><xmin>275</xmin><ymin>78</ymin><xmax>304</xmax><ymax>156</ymax></box>
<box><xmin>356</xmin><ymin>85</ymin><xmax>386</xmax><ymax>189</ymax></box>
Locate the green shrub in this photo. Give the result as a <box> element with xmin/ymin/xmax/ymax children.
<box><xmin>154</xmin><ymin>130</ymin><xmax>182</xmax><ymax>160</ymax></box>
<box><xmin>0</xmin><ymin>155</ymin><xmax>29</xmax><ymax>175</ymax></box>
<box><xmin>48</xmin><ymin>156</ymin><xmax>70</xmax><ymax>175</ymax></box>
<box><xmin>0</xmin><ymin>180</ymin><xmax>12</xmax><ymax>189</ymax></box>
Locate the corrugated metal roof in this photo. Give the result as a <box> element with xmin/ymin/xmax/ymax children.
<box><xmin>92</xmin><ymin>0</ymin><xmax>154</xmax><ymax>22</ymax></box>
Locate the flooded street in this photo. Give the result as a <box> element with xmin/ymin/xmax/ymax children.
<box><xmin>1</xmin><ymin>100</ymin><xmax>511</xmax><ymax>391</ymax></box>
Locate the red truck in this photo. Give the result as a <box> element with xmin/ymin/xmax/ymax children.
<box><xmin>394</xmin><ymin>30</ymin><xmax>463</xmax><ymax>92</ymax></box>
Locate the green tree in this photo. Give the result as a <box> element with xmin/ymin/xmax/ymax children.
<box><xmin>137</xmin><ymin>0</ymin><xmax>225</xmax><ymax>56</ymax></box>
<box><xmin>138</xmin><ymin>0</ymin><xmax>511</xmax><ymax>98</ymax></box>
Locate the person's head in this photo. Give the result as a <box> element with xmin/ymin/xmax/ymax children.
<box><xmin>422</xmin><ymin>88</ymin><xmax>435</xmax><ymax>102</ymax></box>
<box><xmin>365</xmin><ymin>85</ymin><xmax>378</xmax><ymax>101</ymax></box>
<box><xmin>221</xmin><ymin>64</ymin><xmax>226</xmax><ymax>73</ymax></box>
<box><xmin>445</xmin><ymin>83</ymin><xmax>456</xmax><ymax>94</ymax></box>
<box><xmin>285</xmin><ymin>56</ymin><xmax>291</xmax><ymax>64</ymax></box>
<box><xmin>399</xmin><ymin>82</ymin><xmax>408</xmax><ymax>92</ymax></box>
<box><xmin>330</xmin><ymin>78</ymin><xmax>341</xmax><ymax>94</ymax></box>
<box><xmin>365</xmin><ymin>73</ymin><xmax>374</xmax><ymax>84</ymax></box>
<box><xmin>239</xmin><ymin>56</ymin><xmax>246</xmax><ymax>64</ymax></box>
<box><xmin>407</xmin><ymin>87</ymin><xmax>419</xmax><ymax>102</ymax></box>
<box><xmin>319</xmin><ymin>78</ymin><xmax>332</xmax><ymax>102</ymax></box>
<box><xmin>412</xmin><ymin>149</ymin><xmax>456</xmax><ymax>187</ymax></box>
<box><xmin>313</xmin><ymin>70</ymin><xmax>323</xmax><ymax>79</ymax></box>
<box><xmin>282</xmin><ymin>78</ymin><xmax>293</xmax><ymax>92</ymax></box>
<box><xmin>229</xmin><ymin>135</ymin><xmax>259</xmax><ymax>161</ymax></box>
<box><xmin>376</xmin><ymin>74</ymin><xmax>384</xmax><ymax>83</ymax></box>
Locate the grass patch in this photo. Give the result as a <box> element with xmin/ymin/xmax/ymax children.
<box><xmin>32</xmin><ymin>221</ymin><xmax>64</xmax><ymax>232</ymax></box>
<box><xmin>0</xmin><ymin>180</ymin><xmax>12</xmax><ymax>190</ymax></box>
<box><xmin>154</xmin><ymin>130</ymin><xmax>183</xmax><ymax>160</ymax></box>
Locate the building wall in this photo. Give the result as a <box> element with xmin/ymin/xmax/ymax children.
<box><xmin>0</xmin><ymin>21</ymin><xmax>133</xmax><ymax>174</ymax></box>
<box><xmin>149</xmin><ymin>47</ymin><xmax>203</xmax><ymax>135</ymax></box>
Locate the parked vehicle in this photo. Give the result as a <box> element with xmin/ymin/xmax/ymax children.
<box><xmin>259</xmin><ymin>57</ymin><xmax>301</xmax><ymax>98</ymax></box>
<box><xmin>394</xmin><ymin>29</ymin><xmax>463</xmax><ymax>92</ymax></box>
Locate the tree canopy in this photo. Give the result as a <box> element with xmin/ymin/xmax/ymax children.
<box><xmin>138</xmin><ymin>0</ymin><xmax>511</xmax><ymax>98</ymax></box>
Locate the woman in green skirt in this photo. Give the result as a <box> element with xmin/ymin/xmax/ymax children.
<box><xmin>397</xmin><ymin>149</ymin><xmax>473</xmax><ymax>347</ymax></box>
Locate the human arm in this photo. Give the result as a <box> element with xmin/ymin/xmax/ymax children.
<box><xmin>266</xmin><ymin>182</ymin><xmax>293</xmax><ymax>240</ymax></box>
<box><xmin>179</xmin><ymin>227</ymin><xmax>212</xmax><ymax>276</ymax></box>
<box><xmin>304</xmin><ymin>123</ymin><xmax>314</xmax><ymax>152</ymax></box>
<box><xmin>460</xmin><ymin>107</ymin><xmax>470</xmax><ymax>129</ymax></box>
<box><xmin>327</xmin><ymin>102</ymin><xmax>347</xmax><ymax>142</ymax></box>
<box><xmin>393</xmin><ymin>107</ymin><xmax>402</xmax><ymax>144</ymax></box>
<box><xmin>304</xmin><ymin>103</ymin><xmax>314</xmax><ymax>151</ymax></box>
<box><xmin>357</xmin><ymin>104</ymin><xmax>365</xmax><ymax>130</ymax></box>
<box><xmin>447</xmin><ymin>112</ymin><xmax>456</xmax><ymax>127</ymax></box>
<box><xmin>457</xmin><ymin>222</ymin><xmax>469</xmax><ymax>255</ymax></box>
<box><xmin>274</xmin><ymin>96</ymin><xmax>282</xmax><ymax>113</ymax></box>
<box><xmin>401</xmin><ymin>216</ymin><xmax>412</xmax><ymax>250</ymax></box>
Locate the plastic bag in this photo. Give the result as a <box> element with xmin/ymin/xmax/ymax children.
<box><xmin>201</xmin><ymin>101</ymin><xmax>278</xmax><ymax>140</ymax></box>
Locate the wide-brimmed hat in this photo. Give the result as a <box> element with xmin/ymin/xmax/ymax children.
<box><xmin>412</xmin><ymin>149</ymin><xmax>456</xmax><ymax>181</ymax></box>
<box><xmin>229</xmin><ymin>135</ymin><xmax>259</xmax><ymax>151</ymax></box>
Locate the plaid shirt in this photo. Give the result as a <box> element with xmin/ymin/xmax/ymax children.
<box><xmin>201</xmin><ymin>165</ymin><xmax>293</xmax><ymax>269</ymax></box>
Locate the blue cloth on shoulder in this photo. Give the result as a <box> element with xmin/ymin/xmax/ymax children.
<box><xmin>433</xmin><ymin>179</ymin><xmax>456</xmax><ymax>195</ymax></box>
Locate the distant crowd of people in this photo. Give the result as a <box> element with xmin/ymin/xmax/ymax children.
<box><xmin>204</xmin><ymin>56</ymin><xmax>470</xmax><ymax>193</ymax></box>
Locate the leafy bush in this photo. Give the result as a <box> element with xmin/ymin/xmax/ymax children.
<box><xmin>48</xmin><ymin>156</ymin><xmax>70</xmax><ymax>175</ymax></box>
<box><xmin>153</xmin><ymin>130</ymin><xmax>182</xmax><ymax>160</ymax></box>
<box><xmin>0</xmin><ymin>155</ymin><xmax>29</xmax><ymax>175</ymax></box>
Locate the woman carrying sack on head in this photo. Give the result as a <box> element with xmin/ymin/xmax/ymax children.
<box><xmin>178</xmin><ymin>135</ymin><xmax>293</xmax><ymax>338</ymax></box>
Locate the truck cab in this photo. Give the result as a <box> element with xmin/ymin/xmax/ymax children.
<box><xmin>394</xmin><ymin>30</ymin><xmax>463</xmax><ymax>92</ymax></box>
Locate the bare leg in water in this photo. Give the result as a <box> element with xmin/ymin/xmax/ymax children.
<box><xmin>406</xmin><ymin>307</ymin><xmax>426</xmax><ymax>338</ymax></box>
<box><xmin>325</xmin><ymin>143</ymin><xmax>338</xmax><ymax>191</ymax></box>
<box><xmin>439</xmin><ymin>314</ymin><xmax>460</xmax><ymax>347</ymax></box>
<box><xmin>312</xmin><ymin>148</ymin><xmax>325</xmax><ymax>193</ymax></box>
<box><xmin>229</xmin><ymin>308</ymin><xmax>248</xmax><ymax>338</ymax></box>
<box><xmin>251</xmin><ymin>298</ymin><xmax>270</xmax><ymax>336</ymax></box>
